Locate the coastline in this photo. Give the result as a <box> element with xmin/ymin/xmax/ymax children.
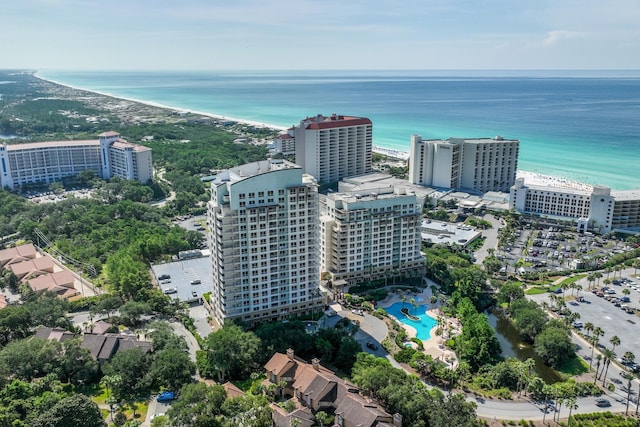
<box><xmin>32</xmin><ymin>73</ymin><xmax>601</xmax><ymax>191</ymax></box>
<box><xmin>35</xmin><ymin>73</ymin><xmax>289</xmax><ymax>132</ymax></box>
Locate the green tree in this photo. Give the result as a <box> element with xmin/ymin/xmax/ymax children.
<box><xmin>30</xmin><ymin>393</ymin><xmax>106</xmax><ymax>427</ymax></box>
<box><xmin>610</xmin><ymin>335</ymin><xmax>621</xmax><ymax>355</ymax></box>
<box><xmin>0</xmin><ymin>305</ymin><xmax>32</xmax><ymax>346</ymax></box>
<box><xmin>148</xmin><ymin>347</ymin><xmax>196</xmax><ymax>392</ymax></box>
<box><xmin>496</xmin><ymin>282</ymin><xmax>524</xmax><ymax>308</ymax></box>
<box><xmin>456</xmin><ymin>312</ymin><xmax>502</xmax><ymax>371</ymax></box>
<box><xmin>534</xmin><ymin>325</ymin><xmax>574</xmax><ymax>367</ymax></box>
<box><xmin>199</xmin><ymin>322</ymin><xmax>261</xmax><ymax>383</ymax></box>
<box><xmin>102</xmin><ymin>348</ymin><xmax>151</xmax><ymax>401</ymax></box>
<box><xmin>166</xmin><ymin>383</ymin><xmax>226</xmax><ymax>426</ymax></box>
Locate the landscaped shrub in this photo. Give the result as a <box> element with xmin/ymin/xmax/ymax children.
<box><xmin>394</xmin><ymin>347</ymin><xmax>417</xmax><ymax>363</ymax></box>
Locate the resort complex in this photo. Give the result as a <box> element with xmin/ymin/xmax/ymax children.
<box><xmin>408</xmin><ymin>134</ymin><xmax>519</xmax><ymax>193</ymax></box>
<box><xmin>511</xmin><ymin>176</ymin><xmax>640</xmax><ymax>234</ymax></box>
<box><xmin>0</xmin><ymin>131</ymin><xmax>152</xmax><ymax>189</ymax></box>
<box><xmin>319</xmin><ymin>188</ymin><xmax>425</xmax><ymax>285</ymax></box>
<box><xmin>290</xmin><ymin>113</ymin><xmax>373</xmax><ymax>184</ymax></box>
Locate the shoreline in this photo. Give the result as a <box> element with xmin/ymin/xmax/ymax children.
<box><xmin>35</xmin><ymin>73</ymin><xmax>289</xmax><ymax>132</ymax></box>
<box><xmin>32</xmin><ymin>74</ymin><xmax>605</xmax><ymax>191</ymax></box>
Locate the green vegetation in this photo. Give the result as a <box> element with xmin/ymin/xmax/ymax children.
<box><xmin>351</xmin><ymin>353</ymin><xmax>483</xmax><ymax>427</ymax></box>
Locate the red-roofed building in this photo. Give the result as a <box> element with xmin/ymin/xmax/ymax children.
<box><xmin>293</xmin><ymin>113</ymin><xmax>372</xmax><ymax>184</ymax></box>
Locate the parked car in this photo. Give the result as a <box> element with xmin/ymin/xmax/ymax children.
<box><xmin>163</xmin><ymin>288</ymin><xmax>177</xmax><ymax>295</ymax></box>
<box><xmin>158</xmin><ymin>274</ymin><xmax>170</xmax><ymax>281</ymax></box>
<box><xmin>366</xmin><ymin>341</ymin><xmax>378</xmax><ymax>351</ymax></box>
<box><xmin>190</xmin><ymin>279</ymin><xmax>201</xmax><ymax>285</ymax></box>
<box><xmin>157</xmin><ymin>391</ymin><xmax>175</xmax><ymax>402</ymax></box>
<box><xmin>594</xmin><ymin>397</ymin><xmax>611</xmax><ymax>407</ymax></box>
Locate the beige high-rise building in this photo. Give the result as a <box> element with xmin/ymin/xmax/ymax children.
<box><xmin>207</xmin><ymin>159</ymin><xmax>322</xmax><ymax>326</ymax></box>
<box><xmin>319</xmin><ymin>188</ymin><xmax>424</xmax><ymax>286</ymax></box>
<box><xmin>0</xmin><ymin>131</ymin><xmax>152</xmax><ymax>189</ymax></box>
<box><xmin>409</xmin><ymin>135</ymin><xmax>519</xmax><ymax>193</ymax></box>
<box><xmin>293</xmin><ymin>113</ymin><xmax>372</xmax><ymax>184</ymax></box>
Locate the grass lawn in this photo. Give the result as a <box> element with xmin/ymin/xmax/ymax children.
<box><xmin>526</xmin><ymin>287</ymin><xmax>549</xmax><ymax>295</ymax></box>
<box><xmin>556</xmin><ymin>356</ymin><xmax>589</xmax><ymax>376</ymax></box>
<box><xmin>559</xmin><ymin>274</ymin><xmax>587</xmax><ymax>286</ymax></box>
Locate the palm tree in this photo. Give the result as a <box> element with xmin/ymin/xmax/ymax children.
<box><xmin>610</xmin><ymin>335</ymin><xmax>621</xmax><ymax>355</ymax></box>
<box><xmin>584</xmin><ymin>322</ymin><xmax>594</xmax><ymax>341</ymax></box>
<box><xmin>601</xmin><ymin>348</ymin><xmax>614</xmax><ymax>386</ymax></box>
<box><xmin>615</xmin><ymin>265</ymin><xmax>622</xmax><ymax>279</ymax></box>
<box><xmin>594</xmin><ymin>354</ymin><xmax>602</xmax><ymax>384</ymax></box>
<box><xmin>623</xmin><ymin>373</ymin><xmax>635</xmax><ymax>416</ymax></box>
<box><xmin>590</xmin><ymin>327</ymin><xmax>604</xmax><ymax>369</ymax></box>
<box><xmin>623</xmin><ymin>351</ymin><xmax>635</xmax><ymax>365</ymax></box>
<box><xmin>623</xmin><ymin>287</ymin><xmax>631</xmax><ymax>297</ymax></box>
<box><xmin>410</xmin><ymin>297</ymin><xmax>417</xmax><ymax>315</ymax></box>
<box><xmin>566</xmin><ymin>395</ymin><xmax>579</xmax><ymax>426</ymax></box>
<box><xmin>633</xmin><ymin>260</ymin><xmax>640</xmax><ymax>277</ymax></box>
<box><xmin>587</xmin><ymin>273</ymin><xmax>596</xmax><ymax>290</ymax></box>
<box><xmin>605</xmin><ymin>266</ymin><xmax>613</xmax><ymax>279</ymax></box>
<box><xmin>594</xmin><ymin>271</ymin><xmax>603</xmax><ymax>286</ymax></box>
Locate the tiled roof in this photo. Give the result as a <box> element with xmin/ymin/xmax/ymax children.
<box><xmin>9</xmin><ymin>257</ymin><xmax>55</xmax><ymax>280</ymax></box>
<box><xmin>265</xmin><ymin>351</ymin><xmax>396</xmax><ymax>427</ymax></box>
<box><xmin>0</xmin><ymin>243</ymin><xmax>37</xmax><ymax>266</ymax></box>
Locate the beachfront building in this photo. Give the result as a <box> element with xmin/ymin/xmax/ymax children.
<box><xmin>0</xmin><ymin>131</ymin><xmax>152</xmax><ymax>189</ymax></box>
<box><xmin>293</xmin><ymin>113</ymin><xmax>373</xmax><ymax>184</ymax></box>
<box><xmin>319</xmin><ymin>188</ymin><xmax>424</xmax><ymax>286</ymax></box>
<box><xmin>408</xmin><ymin>135</ymin><xmax>519</xmax><ymax>193</ymax></box>
<box><xmin>207</xmin><ymin>159</ymin><xmax>322</xmax><ymax>326</ymax></box>
<box><xmin>510</xmin><ymin>177</ymin><xmax>640</xmax><ymax>234</ymax></box>
<box><xmin>273</xmin><ymin>131</ymin><xmax>296</xmax><ymax>158</ymax></box>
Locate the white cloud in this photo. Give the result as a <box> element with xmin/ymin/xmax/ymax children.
<box><xmin>541</xmin><ymin>30</ymin><xmax>587</xmax><ymax>46</ymax></box>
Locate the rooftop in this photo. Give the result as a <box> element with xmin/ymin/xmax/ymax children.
<box><xmin>301</xmin><ymin>113</ymin><xmax>371</xmax><ymax>130</ymax></box>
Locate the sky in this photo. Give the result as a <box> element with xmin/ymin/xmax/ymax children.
<box><xmin>2</xmin><ymin>0</ymin><xmax>640</xmax><ymax>71</ymax></box>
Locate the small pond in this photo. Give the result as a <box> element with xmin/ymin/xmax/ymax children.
<box><xmin>487</xmin><ymin>311</ymin><xmax>562</xmax><ymax>383</ymax></box>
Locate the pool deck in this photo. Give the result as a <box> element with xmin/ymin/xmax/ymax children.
<box><xmin>377</xmin><ymin>284</ymin><xmax>460</xmax><ymax>368</ymax></box>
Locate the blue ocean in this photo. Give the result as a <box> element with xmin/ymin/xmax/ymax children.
<box><xmin>37</xmin><ymin>70</ymin><xmax>640</xmax><ymax>190</ymax></box>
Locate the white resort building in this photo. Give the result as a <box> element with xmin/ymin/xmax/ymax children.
<box><xmin>408</xmin><ymin>135</ymin><xmax>519</xmax><ymax>193</ymax></box>
<box><xmin>510</xmin><ymin>177</ymin><xmax>640</xmax><ymax>234</ymax></box>
<box><xmin>0</xmin><ymin>131</ymin><xmax>152</xmax><ymax>189</ymax></box>
<box><xmin>319</xmin><ymin>188</ymin><xmax>424</xmax><ymax>286</ymax></box>
<box><xmin>207</xmin><ymin>159</ymin><xmax>322</xmax><ymax>326</ymax></box>
<box><xmin>292</xmin><ymin>113</ymin><xmax>373</xmax><ymax>184</ymax></box>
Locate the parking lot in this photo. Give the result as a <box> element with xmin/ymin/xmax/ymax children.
<box><xmin>499</xmin><ymin>221</ymin><xmax>632</xmax><ymax>276</ymax></box>
<box><xmin>151</xmin><ymin>257</ymin><xmax>212</xmax><ymax>304</ymax></box>
<box><xmin>528</xmin><ymin>267</ymin><xmax>640</xmax><ymax>367</ymax></box>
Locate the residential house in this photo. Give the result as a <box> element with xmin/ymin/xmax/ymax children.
<box><xmin>264</xmin><ymin>349</ymin><xmax>401</xmax><ymax>427</ymax></box>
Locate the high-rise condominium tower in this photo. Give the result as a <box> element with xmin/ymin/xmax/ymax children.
<box><xmin>293</xmin><ymin>113</ymin><xmax>372</xmax><ymax>184</ymax></box>
<box><xmin>207</xmin><ymin>159</ymin><xmax>321</xmax><ymax>326</ymax></box>
<box><xmin>408</xmin><ymin>135</ymin><xmax>519</xmax><ymax>193</ymax></box>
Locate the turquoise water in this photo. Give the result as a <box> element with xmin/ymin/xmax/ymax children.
<box><xmin>384</xmin><ymin>301</ymin><xmax>437</xmax><ymax>341</ymax></box>
<box><xmin>35</xmin><ymin>70</ymin><xmax>640</xmax><ymax>189</ymax></box>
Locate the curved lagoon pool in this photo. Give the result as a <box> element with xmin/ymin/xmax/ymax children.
<box><xmin>384</xmin><ymin>302</ymin><xmax>438</xmax><ymax>341</ymax></box>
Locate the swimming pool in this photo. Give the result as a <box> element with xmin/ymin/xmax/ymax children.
<box><xmin>384</xmin><ymin>301</ymin><xmax>438</xmax><ymax>341</ymax></box>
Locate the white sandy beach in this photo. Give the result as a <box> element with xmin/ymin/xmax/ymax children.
<box><xmin>36</xmin><ymin>73</ymin><xmax>289</xmax><ymax>132</ymax></box>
